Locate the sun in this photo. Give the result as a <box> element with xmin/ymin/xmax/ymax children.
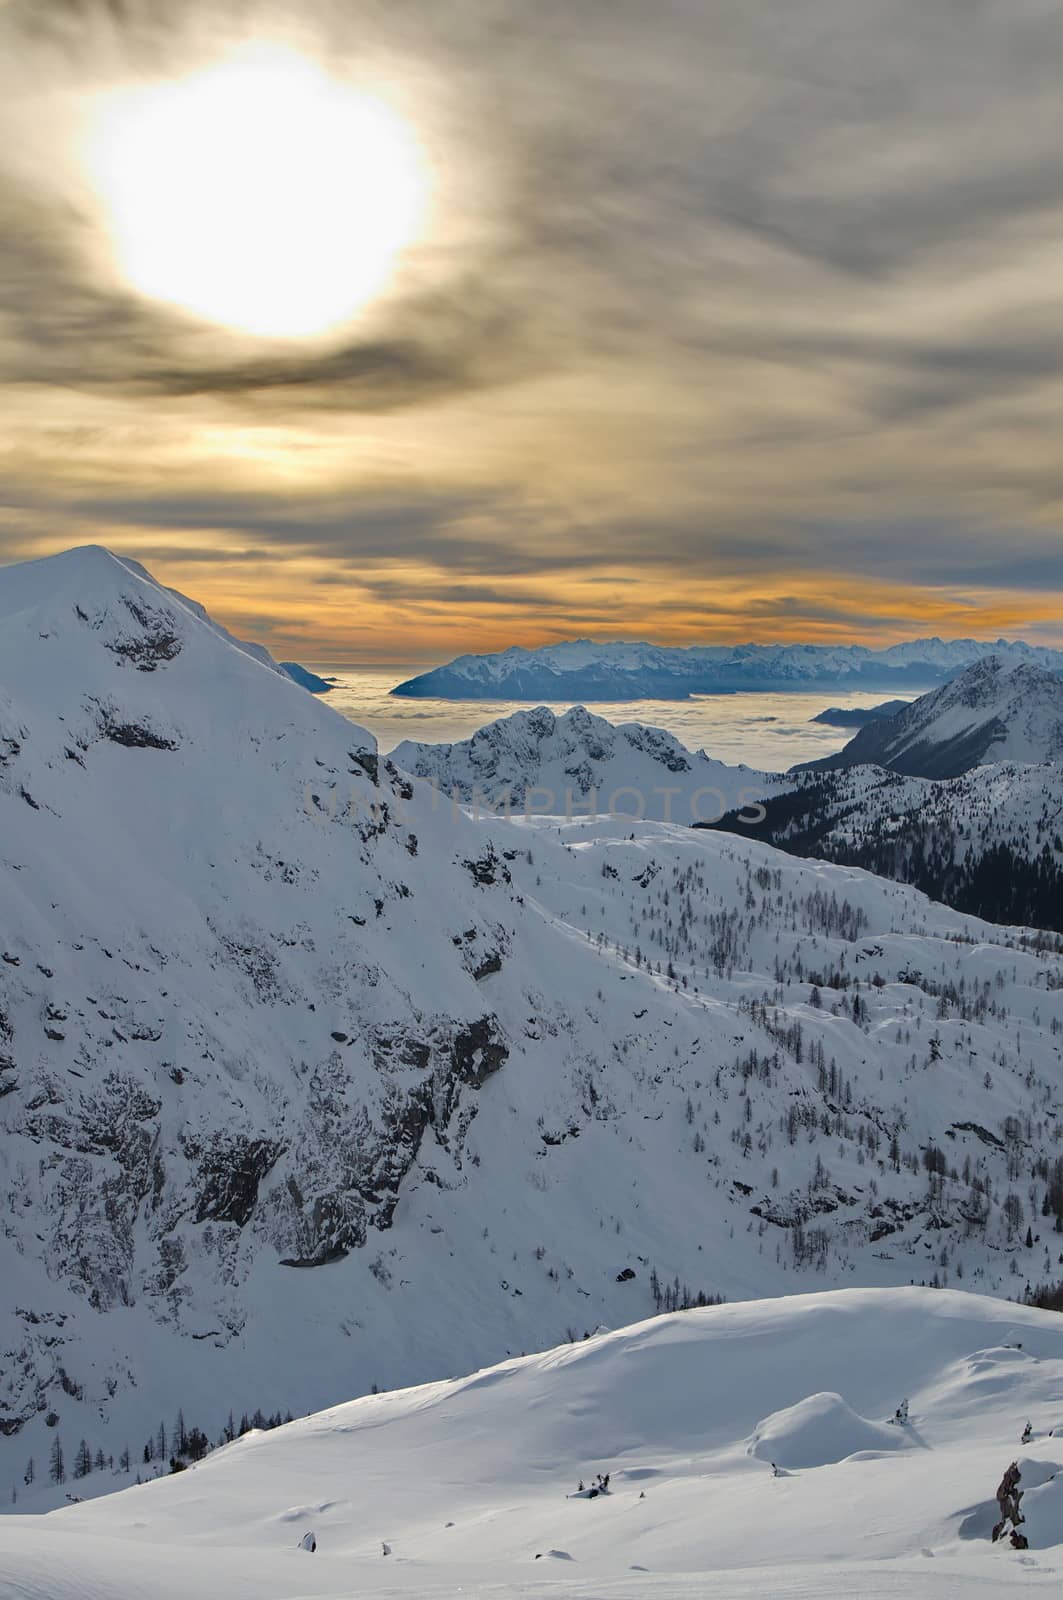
<box><xmin>84</xmin><ymin>45</ymin><xmax>429</xmax><ymax>339</ymax></box>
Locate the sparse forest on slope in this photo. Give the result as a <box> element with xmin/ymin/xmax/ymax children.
<box><xmin>703</xmin><ymin>763</ymin><xmax>1063</xmax><ymax>932</ymax></box>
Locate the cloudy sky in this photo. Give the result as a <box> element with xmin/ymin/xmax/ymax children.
<box><xmin>3</xmin><ymin>0</ymin><xmax>1063</xmax><ymax>663</ymax></box>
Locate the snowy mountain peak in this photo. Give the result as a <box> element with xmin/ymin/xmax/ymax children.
<box><xmin>798</xmin><ymin>653</ymin><xmax>1063</xmax><ymax>777</ymax></box>
<box><xmin>0</xmin><ymin>545</ymin><xmax>341</xmax><ymax>708</ymax></box>
<box><xmin>2</xmin><ymin>542</ymin><xmax>289</xmax><ymax>683</ymax></box>
<box><xmin>399</xmin><ymin>701</ymin><xmax>694</xmax><ymax>780</ymax></box>
<box><xmin>393</xmin><ymin>703</ymin><xmax>779</xmax><ymax>821</ymax></box>
<box><xmin>952</xmin><ymin>653</ymin><xmax>1061</xmax><ymax>701</ymax></box>
<box><xmin>0</xmin><ymin>545</ymin><xmax>161</xmax><ymax>633</ymax></box>
<box><xmin>0</xmin><ymin>545</ymin><xmax>359</xmax><ymax>781</ymax></box>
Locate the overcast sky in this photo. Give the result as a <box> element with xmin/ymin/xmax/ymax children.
<box><xmin>3</xmin><ymin>0</ymin><xmax>1063</xmax><ymax>662</ymax></box>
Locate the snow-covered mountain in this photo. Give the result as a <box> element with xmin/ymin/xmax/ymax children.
<box><xmin>797</xmin><ymin>657</ymin><xmax>1063</xmax><ymax>779</ymax></box>
<box><xmin>392</xmin><ymin>637</ymin><xmax>1063</xmax><ymax>702</ymax></box>
<box><xmin>7</xmin><ymin>1287</ymin><xmax>1063</xmax><ymax>1598</ymax></box>
<box><xmin>393</xmin><ymin>704</ymin><xmax>783</xmax><ymax>825</ymax></box>
<box><xmin>706</xmin><ymin>761</ymin><xmax>1063</xmax><ymax>931</ymax></box>
<box><xmin>4</xmin><ymin>547</ymin><xmax>1063</xmax><ymax>1510</ymax></box>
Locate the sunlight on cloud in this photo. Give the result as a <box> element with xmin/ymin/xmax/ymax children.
<box><xmin>82</xmin><ymin>43</ymin><xmax>429</xmax><ymax>338</ymax></box>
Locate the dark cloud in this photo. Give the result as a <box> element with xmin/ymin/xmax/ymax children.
<box><xmin>71</xmin><ymin>487</ymin><xmax>491</xmax><ymax>542</ymax></box>
<box><xmin>54</xmin><ymin>482</ymin><xmax>1063</xmax><ymax>601</ymax></box>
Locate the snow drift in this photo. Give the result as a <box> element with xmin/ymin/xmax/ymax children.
<box><xmin>748</xmin><ymin>1390</ymin><xmax>909</xmax><ymax>1469</ymax></box>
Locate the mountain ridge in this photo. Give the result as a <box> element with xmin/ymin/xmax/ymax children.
<box><xmin>393</xmin><ymin>636</ymin><xmax>1063</xmax><ymax>702</ymax></box>
<box><xmin>393</xmin><ymin>703</ymin><xmax>784</xmax><ymax>824</ymax></box>
<box><xmin>795</xmin><ymin>656</ymin><xmax>1063</xmax><ymax>778</ymax></box>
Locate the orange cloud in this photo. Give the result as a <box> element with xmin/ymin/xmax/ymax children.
<box><xmin>98</xmin><ymin>543</ymin><xmax>1063</xmax><ymax>665</ymax></box>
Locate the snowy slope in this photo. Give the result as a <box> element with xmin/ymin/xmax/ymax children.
<box><xmin>798</xmin><ymin>657</ymin><xmax>1063</xmax><ymax>778</ymax></box>
<box><xmin>6</xmin><ymin>1288</ymin><xmax>1063</xmax><ymax>1598</ymax></box>
<box><xmin>393</xmin><ymin>637</ymin><xmax>1063</xmax><ymax>701</ymax></box>
<box><xmin>4</xmin><ymin>548</ymin><xmax>1063</xmax><ymax>1509</ymax></box>
<box><xmin>393</xmin><ymin>703</ymin><xmax>783</xmax><ymax>824</ymax></box>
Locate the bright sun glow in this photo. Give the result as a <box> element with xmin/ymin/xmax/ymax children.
<box><xmin>85</xmin><ymin>46</ymin><xmax>429</xmax><ymax>338</ymax></box>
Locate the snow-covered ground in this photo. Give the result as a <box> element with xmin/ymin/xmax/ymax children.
<box><xmin>5</xmin><ymin>1287</ymin><xmax>1063</xmax><ymax>1599</ymax></box>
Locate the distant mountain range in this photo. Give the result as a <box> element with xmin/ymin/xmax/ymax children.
<box><xmin>393</xmin><ymin>637</ymin><xmax>1063</xmax><ymax>701</ymax></box>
